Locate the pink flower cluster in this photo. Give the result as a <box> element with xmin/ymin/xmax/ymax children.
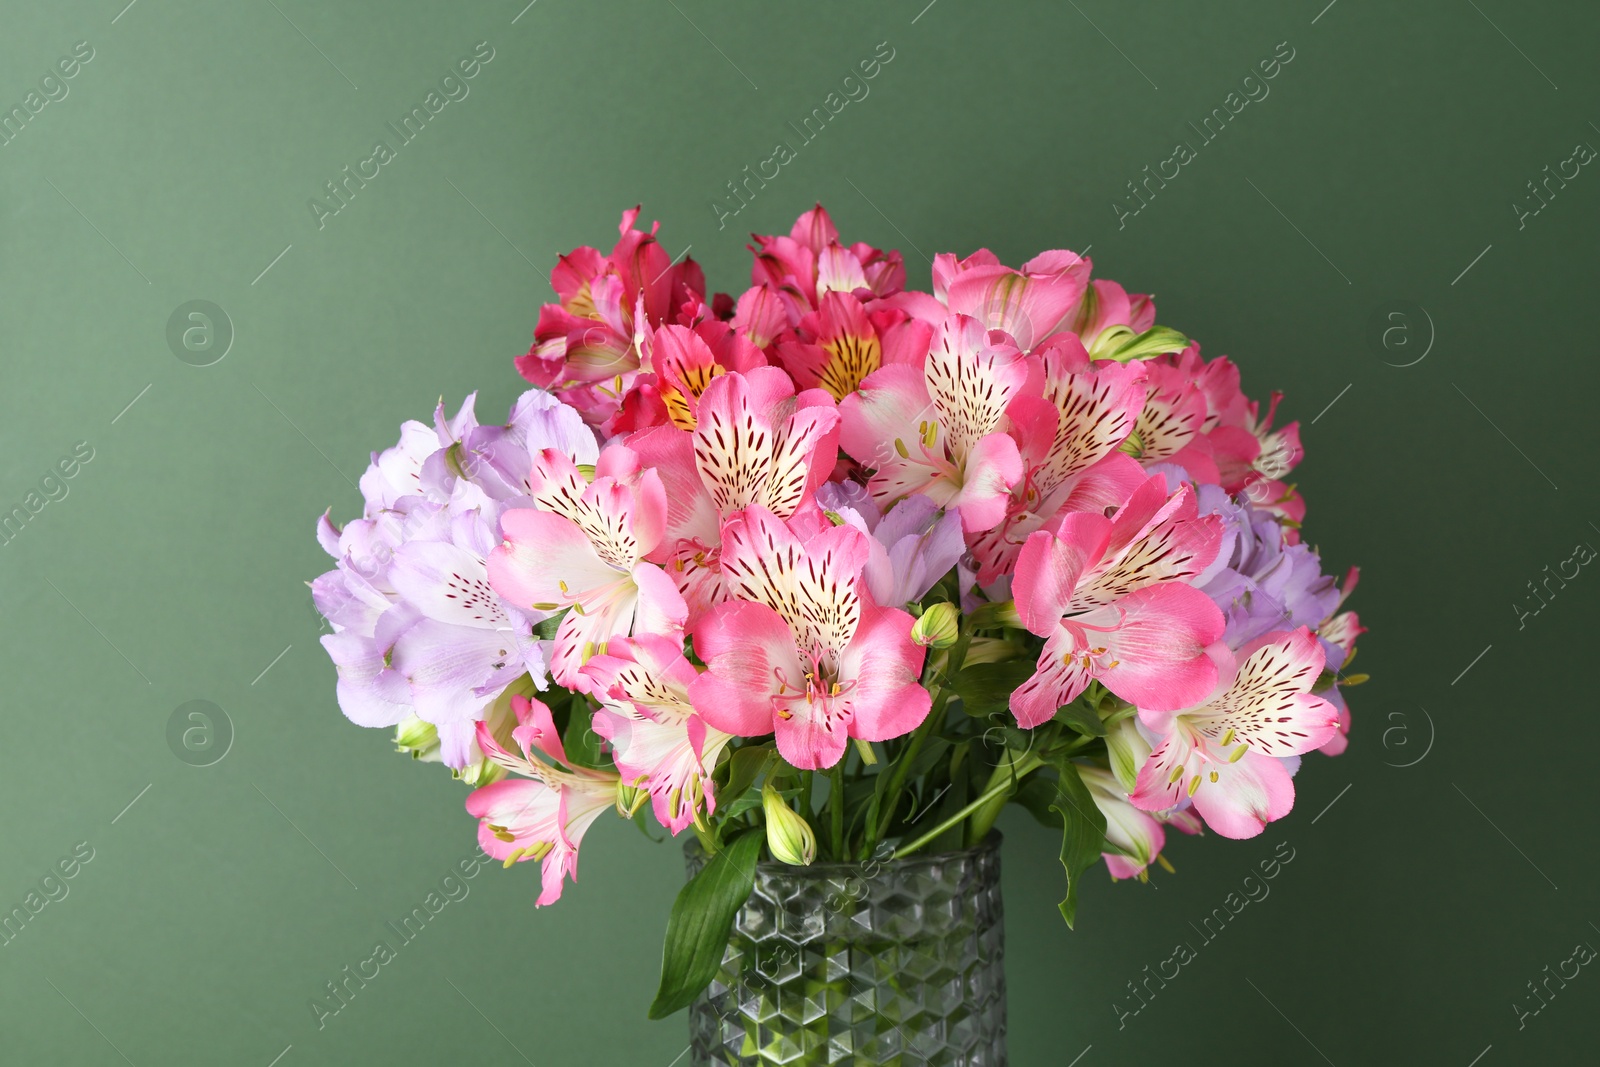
<box><xmin>315</xmin><ymin>204</ymin><xmax>1364</xmax><ymax>904</ymax></box>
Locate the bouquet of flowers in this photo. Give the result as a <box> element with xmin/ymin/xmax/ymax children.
<box><xmin>312</xmin><ymin>204</ymin><xmax>1364</xmax><ymax>1015</ymax></box>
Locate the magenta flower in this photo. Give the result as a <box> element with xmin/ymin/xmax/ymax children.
<box><xmin>516</xmin><ymin>206</ymin><xmax>706</xmax><ymax>429</ymax></box>
<box><xmin>750</xmin><ymin>203</ymin><xmax>906</xmax><ymax>318</ymax></box>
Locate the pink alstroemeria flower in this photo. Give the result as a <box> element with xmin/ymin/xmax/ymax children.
<box><xmin>631</xmin><ymin>367</ymin><xmax>840</xmax><ymax>621</ymax></box>
<box><xmin>1080</xmin><ymin>765</ymin><xmax>1167</xmax><ymax>881</ymax></box>
<box><xmin>487</xmin><ymin>447</ymin><xmax>687</xmax><ymax>687</ymax></box>
<box><xmin>516</xmin><ymin>207</ymin><xmax>705</xmax><ymax>428</ymax></box>
<box><xmin>840</xmin><ymin>314</ymin><xmax>1031</xmax><ymax>533</ymax></box>
<box><xmin>580</xmin><ymin>634</ymin><xmax>733</xmax><ymax>835</ymax></box>
<box><xmin>750</xmin><ymin>203</ymin><xmax>906</xmax><ymax>317</ymax></box>
<box><xmin>931</xmin><ymin>247</ymin><xmax>1091</xmax><ymax>352</ymax></box>
<box><xmin>1130</xmin><ymin>628</ymin><xmax>1341</xmax><ymax>839</ymax></box>
<box><xmin>970</xmin><ymin>333</ymin><xmax>1151</xmax><ymax>583</ymax></box>
<box><xmin>689</xmin><ymin>506</ymin><xmax>930</xmax><ymax>770</ymax></box>
<box><xmin>774</xmin><ymin>290</ymin><xmax>934</xmax><ymax>402</ymax></box>
<box><xmin>1069</xmin><ymin>278</ymin><xmax>1156</xmax><ymax>350</ymax></box>
<box><xmin>1010</xmin><ymin>477</ymin><xmax>1226</xmax><ymax>727</ymax></box>
<box><xmin>466</xmin><ymin>695</ymin><xmax>619</xmax><ymax>906</ymax></box>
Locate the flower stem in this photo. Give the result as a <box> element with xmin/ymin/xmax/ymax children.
<box><xmin>892</xmin><ymin>751</ymin><xmax>1045</xmax><ymax>860</ymax></box>
<box><xmin>871</xmin><ymin>633</ymin><xmax>970</xmax><ymax>848</ymax></box>
<box><xmin>829</xmin><ymin>761</ymin><xmax>846</xmax><ymax>861</ymax></box>
<box><xmin>965</xmin><ymin>744</ymin><xmax>1047</xmax><ymax>844</ymax></box>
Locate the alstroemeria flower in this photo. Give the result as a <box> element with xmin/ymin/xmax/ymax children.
<box><xmin>428</xmin><ymin>389</ymin><xmax>599</xmax><ymax>501</ymax></box>
<box><xmin>1010</xmin><ymin>477</ymin><xmax>1226</xmax><ymax>726</ymax></box>
<box><xmin>689</xmin><ymin>506</ymin><xmax>930</xmax><ymax>770</ymax></box>
<box><xmin>970</xmin><ymin>333</ymin><xmax>1150</xmax><ymax>583</ymax></box>
<box><xmin>1130</xmin><ymin>628</ymin><xmax>1341</xmax><ymax>839</ymax></box>
<box><xmin>467</xmin><ymin>695</ymin><xmax>619</xmax><ymax>905</ymax></box>
<box><xmin>775</xmin><ymin>290</ymin><xmax>933</xmax><ymax>401</ymax></box>
<box><xmin>313</xmin><ymin>390</ymin><xmax>596</xmax><ymax>768</ymax></box>
<box><xmin>488</xmin><ymin>447</ymin><xmax>687</xmax><ymax>686</ymax></box>
<box><xmin>816</xmin><ymin>485</ymin><xmax>965</xmax><ymax>609</ymax></box>
<box><xmin>1125</xmin><ymin>356</ymin><xmax>1216</xmax><ymax>483</ymax></box>
<box><xmin>1193</xmin><ymin>488</ymin><xmax>1341</xmax><ymax>650</ymax></box>
<box><xmin>1069</xmin><ymin>278</ymin><xmax>1156</xmax><ymax>350</ymax></box>
<box><xmin>580</xmin><ymin>634</ymin><xmax>733</xmax><ymax>835</ymax></box>
<box><xmin>1080</xmin><ymin>765</ymin><xmax>1166</xmax><ymax>881</ymax></box>
<box><xmin>516</xmin><ymin>207</ymin><xmax>705</xmax><ymax>427</ymax></box>
<box><xmin>930</xmin><ymin>247</ymin><xmax>1091</xmax><ymax>352</ymax></box>
<box><xmin>751</xmin><ymin>203</ymin><xmax>906</xmax><ymax>317</ymax></box>
<box><xmin>630</xmin><ymin>367</ymin><xmax>840</xmax><ymax>621</ymax></box>
<box><xmin>633</xmin><ymin>321</ymin><xmax>767</xmax><ymax>433</ymax></box>
<box><xmin>840</xmin><ymin>314</ymin><xmax>1030</xmax><ymax>533</ymax></box>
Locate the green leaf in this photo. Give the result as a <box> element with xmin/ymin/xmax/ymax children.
<box><xmin>562</xmin><ymin>692</ymin><xmax>609</xmax><ymax>771</ymax></box>
<box><xmin>949</xmin><ymin>660</ymin><xmax>1035</xmax><ymax>720</ymax></box>
<box><xmin>632</xmin><ymin>805</ymin><xmax>665</xmax><ymax>843</ymax></box>
<box><xmin>720</xmin><ymin>745</ymin><xmax>774</xmax><ymax>806</ymax></box>
<box><xmin>721</xmin><ymin>793</ymin><xmax>765</xmax><ymax>821</ymax></box>
<box><xmin>649</xmin><ymin>830</ymin><xmax>763</xmax><ymax>1019</ymax></box>
<box><xmin>1053</xmin><ymin>698</ymin><xmax>1106</xmax><ymax>737</ymax></box>
<box><xmin>1012</xmin><ymin>774</ymin><xmax>1065</xmax><ymax>829</ymax></box>
<box><xmin>1046</xmin><ymin>759</ymin><xmax>1107</xmax><ymax>929</ymax></box>
<box><xmin>532</xmin><ymin>607</ymin><xmax>570</xmax><ymax>641</ymax></box>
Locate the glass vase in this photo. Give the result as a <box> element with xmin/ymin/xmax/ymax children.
<box><xmin>686</xmin><ymin>833</ymin><xmax>1006</xmax><ymax>1066</ymax></box>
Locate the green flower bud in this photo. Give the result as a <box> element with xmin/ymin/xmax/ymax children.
<box><xmin>1104</xmin><ymin>716</ymin><xmax>1152</xmax><ymax>794</ymax></box>
<box><xmin>394</xmin><ymin>715</ymin><xmax>442</xmax><ymax>762</ymax></box>
<box><xmin>967</xmin><ymin>599</ymin><xmax>1021</xmax><ymax>631</ymax></box>
<box><xmin>911</xmin><ymin>602</ymin><xmax>961</xmax><ymax>648</ymax></box>
<box><xmin>1089</xmin><ymin>324</ymin><xmax>1189</xmax><ymax>363</ymax></box>
<box><xmin>762</xmin><ymin>781</ymin><xmax>816</xmax><ymax>866</ymax></box>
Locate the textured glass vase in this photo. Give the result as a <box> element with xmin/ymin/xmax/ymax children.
<box><xmin>687</xmin><ymin>833</ymin><xmax>1006</xmax><ymax>1066</ymax></box>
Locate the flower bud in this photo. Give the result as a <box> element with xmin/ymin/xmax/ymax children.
<box><xmin>1088</xmin><ymin>324</ymin><xmax>1189</xmax><ymax>363</ymax></box>
<box><xmin>762</xmin><ymin>782</ymin><xmax>816</xmax><ymax>866</ymax></box>
<box><xmin>1104</xmin><ymin>716</ymin><xmax>1151</xmax><ymax>794</ymax></box>
<box><xmin>394</xmin><ymin>715</ymin><xmax>442</xmax><ymax>762</ymax></box>
<box><xmin>967</xmin><ymin>599</ymin><xmax>1020</xmax><ymax>630</ymax></box>
<box><xmin>911</xmin><ymin>602</ymin><xmax>960</xmax><ymax>648</ymax></box>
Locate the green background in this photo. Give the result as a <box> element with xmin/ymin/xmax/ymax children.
<box><xmin>2</xmin><ymin>0</ymin><xmax>1595</xmax><ymax>1063</ymax></box>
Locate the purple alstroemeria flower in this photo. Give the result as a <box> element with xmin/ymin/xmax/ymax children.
<box><xmin>313</xmin><ymin>390</ymin><xmax>597</xmax><ymax>768</ymax></box>
<box><xmin>816</xmin><ymin>482</ymin><xmax>965</xmax><ymax>607</ymax></box>
<box><xmin>1147</xmin><ymin>467</ymin><xmax>1341</xmax><ymax>651</ymax></box>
